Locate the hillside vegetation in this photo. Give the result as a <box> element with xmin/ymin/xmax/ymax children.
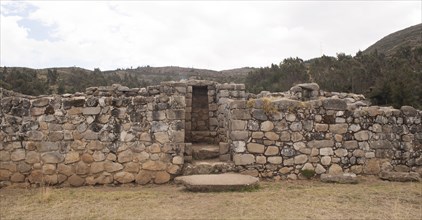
<box><xmin>1</xmin><ymin>24</ymin><xmax>421</xmax><ymax>108</ymax></box>
<box><xmin>0</xmin><ymin>66</ymin><xmax>254</xmax><ymax>96</ymax></box>
<box><xmin>245</xmin><ymin>46</ymin><xmax>421</xmax><ymax>109</ymax></box>
<box><xmin>364</xmin><ymin>23</ymin><xmax>421</xmax><ymax>57</ymax></box>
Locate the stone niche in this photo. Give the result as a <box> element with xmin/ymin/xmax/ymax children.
<box><xmin>188</xmin><ymin>85</ymin><xmax>215</xmax><ymax>144</ymax></box>
<box><xmin>192</xmin><ymin>86</ymin><xmax>209</xmax><ymax>133</ymax></box>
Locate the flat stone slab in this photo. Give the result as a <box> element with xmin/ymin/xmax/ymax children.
<box><xmin>379</xmin><ymin>171</ymin><xmax>420</xmax><ymax>182</ymax></box>
<box><xmin>192</xmin><ymin>144</ymin><xmax>220</xmax><ymax>160</ymax></box>
<box><xmin>175</xmin><ymin>174</ymin><xmax>259</xmax><ymax>192</ymax></box>
<box><xmin>321</xmin><ymin>173</ymin><xmax>358</xmax><ymax>184</ymax></box>
<box><xmin>183</xmin><ymin>160</ymin><xmax>235</xmax><ymax>175</ymax></box>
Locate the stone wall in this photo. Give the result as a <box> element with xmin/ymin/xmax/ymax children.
<box><xmin>227</xmin><ymin>92</ymin><xmax>421</xmax><ymax>179</ymax></box>
<box><xmin>1</xmin><ymin>81</ymin><xmax>420</xmax><ymax>187</ymax></box>
<box><xmin>0</xmin><ymin>83</ymin><xmax>187</xmax><ymax>187</ymax></box>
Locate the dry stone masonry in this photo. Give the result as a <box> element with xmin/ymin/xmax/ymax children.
<box><xmin>0</xmin><ymin>81</ymin><xmax>420</xmax><ymax>187</ymax></box>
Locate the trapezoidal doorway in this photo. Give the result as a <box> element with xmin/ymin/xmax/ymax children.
<box><xmin>189</xmin><ymin>86</ymin><xmax>212</xmax><ymax>143</ymax></box>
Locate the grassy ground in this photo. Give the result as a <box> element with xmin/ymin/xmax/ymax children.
<box><xmin>0</xmin><ymin>177</ymin><xmax>421</xmax><ymax>220</ymax></box>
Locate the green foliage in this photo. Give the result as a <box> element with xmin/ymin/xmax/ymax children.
<box><xmin>0</xmin><ymin>68</ymin><xmax>49</xmax><ymax>95</ymax></box>
<box><xmin>0</xmin><ymin>46</ymin><xmax>420</xmax><ymax>109</ymax></box>
<box><xmin>245</xmin><ymin>46</ymin><xmax>422</xmax><ymax>109</ymax></box>
<box><xmin>245</xmin><ymin>57</ymin><xmax>308</xmax><ymax>93</ymax></box>
<box><xmin>300</xmin><ymin>169</ymin><xmax>316</xmax><ymax>179</ymax></box>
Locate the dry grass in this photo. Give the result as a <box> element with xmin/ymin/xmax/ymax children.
<box><xmin>0</xmin><ymin>177</ymin><xmax>421</xmax><ymax>220</ymax></box>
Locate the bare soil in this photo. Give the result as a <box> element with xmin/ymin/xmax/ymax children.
<box><xmin>1</xmin><ymin>177</ymin><xmax>421</xmax><ymax>220</ymax></box>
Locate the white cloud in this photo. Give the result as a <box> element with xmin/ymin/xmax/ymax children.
<box><xmin>1</xmin><ymin>1</ymin><xmax>421</xmax><ymax>70</ymax></box>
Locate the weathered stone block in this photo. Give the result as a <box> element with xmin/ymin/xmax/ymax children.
<box><xmin>247</xmin><ymin>143</ymin><xmax>265</xmax><ymax>154</ymax></box>
<box><xmin>63</xmin><ymin>98</ymin><xmax>85</xmax><ymax>109</ymax></box>
<box><xmin>265</xmin><ymin>146</ymin><xmax>279</xmax><ymax>156</ymax></box>
<box><xmin>329</xmin><ymin>124</ymin><xmax>348</xmax><ymax>134</ymax></box>
<box><xmin>0</xmin><ymin>170</ymin><xmax>11</xmax><ymax>181</ymax></box>
<box><xmin>142</xmin><ymin>160</ymin><xmax>167</xmax><ymax>171</ymax></box>
<box><xmin>118</xmin><ymin>150</ymin><xmax>133</xmax><ymax>163</ymax></box>
<box><xmin>343</xmin><ymin>141</ymin><xmax>358</xmax><ymax>149</ymax></box>
<box><xmin>363</xmin><ymin>159</ymin><xmax>380</xmax><ymax>174</ymax></box>
<box><xmin>31</xmin><ymin>107</ymin><xmax>45</xmax><ymax>116</ymax></box>
<box><xmin>328</xmin><ymin>164</ymin><xmax>343</xmax><ymax>175</ymax></box>
<box><xmin>369</xmin><ymin>140</ymin><xmax>393</xmax><ymax>149</ymax></box>
<box><xmin>151</xmin><ymin>111</ymin><xmax>166</xmax><ymax>121</ymax></box>
<box><xmin>233</xmin><ymin>141</ymin><xmax>246</xmax><ymax>153</ymax></box>
<box><xmin>233</xmin><ymin>154</ymin><xmax>255</xmax><ymax>165</ymax></box>
<box><xmin>172</xmin><ymin>156</ymin><xmax>184</xmax><ymax>165</ymax></box>
<box><xmin>90</xmin><ymin>162</ymin><xmax>105</xmax><ymax>174</ymax></box>
<box><xmin>294</xmin><ymin>155</ymin><xmax>308</xmax><ymax>164</ymax></box>
<box><xmin>321</xmin><ymin>173</ymin><xmax>358</xmax><ymax>184</ymax></box>
<box><xmin>154</xmin><ymin>132</ymin><xmax>170</xmax><ymax>143</ymax></box>
<box><xmin>279</xmin><ymin>167</ymin><xmax>293</xmax><ymax>174</ymax></box>
<box><xmin>231</xmin><ymin>120</ymin><xmax>247</xmax><ymax>130</ymax></box>
<box><xmin>314</xmin><ymin>164</ymin><xmax>326</xmax><ymax>174</ymax></box>
<box><xmin>231</xmin><ymin>109</ymin><xmax>251</xmax><ymax>120</ymax></box>
<box><xmin>379</xmin><ymin>171</ymin><xmax>420</xmax><ymax>182</ymax></box>
<box><xmin>0</xmin><ymin>155</ymin><xmax>11</xmax><ymax>168</ymax></box>
<box><xmin>41</xmin><ymin>152</ymin><xmax>64</xmax><ymax>164</ymax></box>
<box><xmin>400</xmin><ymin>106</ymin><xmax>417</xmax><ymax>116</ymax></box>
<box><xmin>260</xmin><ymin>121</ymin><xmax>274</xmax><ymax>132</ymax></box>
<box><xmin>230</xmin><ymin>131</ymin><xmax>249</xmax><ymax>141</ymax></box>
<box><xmin>58</xmin><ymin>164</ymin><xmax>73</xmax><ymax>176</ymax></box>
<box><xmin>334</xmin><ymin>149</ymin><xmax>348</xmax><ymax>157</ymax></box>
<box><xmin>353</xmin><ymin>149</ymin><xmax>365</xmax><ymax>157</ymax></box>
<box><xmin>104</xmin><ymin>161</ymin><xmax>124</xmax><ymax>173</ymax></box>
<box><xmin>290</xmin><ymin>122</ymin><xmax>302</xmax><ymax>131</ymax></box>
<box><xmin>136</xmin><ymin>170</ymin><xmax>153</xmax><ymax>184</ymax></box>
<box><xmin>75</xmin><ymin>161</ymin><xmax>89</xmax><ymax>174</ymax></box>
<box><xmin>265</xmin><ymin>132</ymin><xmax>279</xmax><ymax>141</ymax></box>
<box><xmin>25</xmin><ymin>151</ymin><xmax>40</xmax><ymax>164</ymax></box>
<box><xmin>308</xmin><ymin>140</ymin><xmax>334</xmax><ymax>148</ymax></box>
<box><xmin>68</xmin><ymin>174</ymin><xmax>85</xmax><ymax>186</ymax></box>
<box><xmin>83</xmin><ymin>107</ymin><xmax>101</xmax><ymax>115</ymax></box>
<box><xmin>166</xmin><ymin>109</ymin><xmax>185</xmax><ymax>120</ymax></box>
<box><xmin>219</xmin><ymin>142</ymin><xmax>229</xmax><ymax>154</ymax></box>
<box><xmin>320</xmin><ymin>148</ymin><xmax>334</xmax><ymax>156</ymax></box>
<box><xmin>42</xmin><ymin>164</ymin><xmax>56</xmax><ymax>175</ymax></box>
<box><xmin>92</xmin><ymin>151</ymin><xmax>105</xmax><ymax>161</ymax></box>
<box><xmin>65</xmin><ymin>151</ymin><xmax>80</xmax><ymax>164</ymax></box>
<box><xmin>354</xmin><ymin>131</ymin><xmax>369</xmax><ymax>141</ymax></box>
<box><xmin>154</xmin><ymin>171</ymin><xmax>171</xmax><ymax>184</ymax></box>
<box><xmin>151</xmin><ymin>121</ymin><xmax>169</xmax><ymax>132</ymax></box>
<box><xmin>322</xmin><ymin>98</ymin><xmax>347</xmax><ymax>110</ymax></box>
<box><xmin>268</xmin><ymin>156</ymin><xmax>282</xmax><ymax>164</ymax></box>
<box><xmin>252</xmin><ymin>109</ymin><xmax>267</xmax><ymax>121</ymax></box>
<box><xmin>114</xmin><ymin>171</ymin><xmax>135</xmax><ymax>183</ymax></box>
<box><xmin>32</xmin><ymin>98</ymin><xmax>50</xmax><ymax>107</ymax></box>
<box><xmin>279</xmin><ymin>131</ymin><xmax>290</xmax><ymax>141</ymax></box>
<box><xmin>256</xmin><ymin>156</ymin><xmax>266</xmax><ymax>164</ymax></box>
<box><xmin>10</xmin><ymin>173</ymin><xmax>25</xmax><ymax>182</ymax></box>
<box><xmin>28</xmin><ymin>131</ymin><xmax>44</xmax><ymax>141</ymax></box>
<box><xmin>11</xmin><ymin>149</ymin><xmax>25</xmax><ymax>161</ymax></box>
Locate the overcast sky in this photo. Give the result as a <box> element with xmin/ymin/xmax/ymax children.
<box><xmin>1</xmin><ymin>1</ymin><xmax>421</xmax><ymax>71</ymax></box>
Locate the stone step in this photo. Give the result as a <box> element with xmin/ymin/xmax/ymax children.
<box><xmin>192</xmin><ymin>144</ymin><xmax>220</xmax><ymax>160</ymax></box>
<box><xmin>175</xmin><ymin>174</ymin><xmax>259</xmax><ymax>192</ymax></box>
<box><xmin>182</xmin><ymin>159</ymin><xmax>235</xmax><ymax>175</ymax></box>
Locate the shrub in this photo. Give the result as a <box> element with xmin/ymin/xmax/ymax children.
<box><xmin>300</xmin><ymin>169</ymin><xmax>316</xmax><ymax>179</ymax></box>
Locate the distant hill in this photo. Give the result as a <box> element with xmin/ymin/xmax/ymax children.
<box><xmin>0</xmin><ymin>65</ymin><xmax>256</xmax><ymax>95</ymax></box>
<box><xmin>363</xmin><ymin>23</ymin><xmax>422</xmax><ymax>56</ymax></box>
<box><xmin>244</xmin><ymin>23</ymin><xmax>422</xmax><ymax>109</ymax></box>
<box><xmin>2</xmin><ymin>23</ymin><xmax>421</xmax><ymax>109</ymax></box>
